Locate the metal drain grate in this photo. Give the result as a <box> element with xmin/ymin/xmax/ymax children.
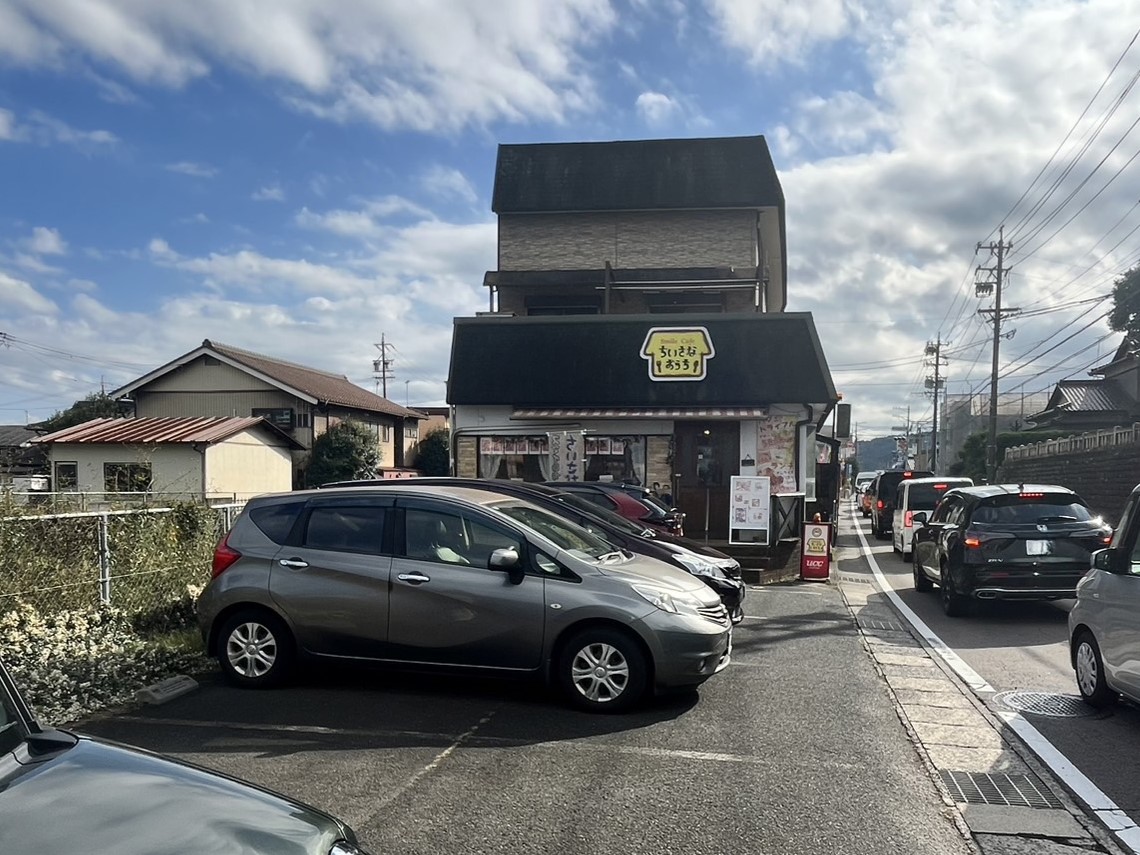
<box><xmin>994</xmin><ymin>691</ymin><xmax>1095</xmax><ymax>718</ymax></box>
<box><xmin>838</xmin><ymin>574</ymin><xmax>873</xmax><ymax>585</ymax></box>
<box><xmin>940</xmin><ymin>770</ymin><xmax>1064</xmax><ymax>809</ymax></box>
<box><xmin>857</xmin><ymin>617</ymin><xmax>904</xmax><ymax>632</ymax></box>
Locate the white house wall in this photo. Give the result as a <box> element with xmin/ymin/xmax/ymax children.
<box><xmin>49</xmin><ymin>443</ymin><xmax>204</xmax><ymax>498</ymax></box>
<box><xmin>204</xmin><ymin>430</ymin><xmax>293</xmax><ymax>500</ymax></box>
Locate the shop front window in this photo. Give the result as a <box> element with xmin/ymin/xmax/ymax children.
<box><xmin>476</xmin><ymin>435</ymin><xmax>648</xmax><ymax>484</ymax></box>
<box><xmin>584</xmin><ymin>436</ymin><xmax>646</xmax><ymax>485</ymax></box>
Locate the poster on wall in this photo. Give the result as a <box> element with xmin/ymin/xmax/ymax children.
<box><xmin>754</xmin><ymin>417</ymin><xmax>797</xmax><ymax>493</ymax></box>
<box><xmin>729</xmin><ymin>475</ymin><xmax>771</xmax><ymax>545</ymax></box>
<box><xmin>548</xmin><ymin>431</ymin><xmax>584</xmax><ymax>481</ymax></box>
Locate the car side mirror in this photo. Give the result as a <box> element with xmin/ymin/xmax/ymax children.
<box><xmin>489</xmin><ymin>547</ymin><xmax>525</xmax><ymax>584</ymax></box>
<box><xmin>911</xmin><ymin>512</ymin><xmax>928</xmax><ymax>527</ymax></box>
<box><xmin>1092</xmin><ymin>548</ymin><xmax>1120</xmax><ymax>574</ymax></box>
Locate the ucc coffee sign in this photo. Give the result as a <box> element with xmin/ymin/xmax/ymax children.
<box><xmin>640</xmin><ymin>326</ymin><xmax>715</xmax><ymax>381</ymax></box>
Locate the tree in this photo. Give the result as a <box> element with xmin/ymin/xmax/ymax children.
<box><xmin>414</xmin><ymin>428</ymin><xmax>450</xmax><ymax>476</ymax></box>
<box><xmin>35</xmin><ymin>391</ymin><xmax>124</xmax><ymax>434</ymax></box>
<box><xmin>305</xmin><ymin>421</ymin><xmax>381</xmax><ymax>487</ymax></box>
<box><xmin>1109</xmin><ymin>265</ymin><xmax>1140</xmax><ymax>343</ymax></box>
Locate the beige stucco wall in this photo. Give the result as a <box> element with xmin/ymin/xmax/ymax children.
<box><xmin>204</xmin><ymin>430</ymin><xmax>294</xmax><ymax>500</ymax></box>
<box><xmin>144</xmin><ymin>357</ymin><xmax>279</xmax><ymax>393</ymax></box>
<box><xmin>48</xmin><ymin>443</ymin><xmax>204</xmax><ymax>498</ymax></box>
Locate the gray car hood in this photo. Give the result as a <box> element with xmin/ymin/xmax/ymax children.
<box><xmin>592</xmin><ymin>554</ymin><xmax>721</xmax><ymax>605</ymax></box>
<box><xmin>0</xmin><ymin>735</ymin><xmax>348</xmax><ymax>855</ymax></box>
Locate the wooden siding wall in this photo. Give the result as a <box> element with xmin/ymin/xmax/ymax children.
<box><xmin>143</xmin><ymin>357</ymin><xmax>278</xmax><ymax>393</ymax></box>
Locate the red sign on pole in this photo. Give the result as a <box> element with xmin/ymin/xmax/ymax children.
<box><xmin>800</xmin><ymin>522</ymin><xmax>831</xmax><ymax>580</ymax></box>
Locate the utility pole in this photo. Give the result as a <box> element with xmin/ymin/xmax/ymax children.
<box><xmin>924</xmin><ymin>338</ymin><xmax>948</xmax><ymax>472</ymax></box>
<box><xmin>976</xmin><ymin>226</ymin><xmax>1018</xmax><ymax>484</ymax></box>
<box><xmin>372</xmin><ymin>334</ymin><xmax>396</xmax><ymax>398</ymax></box>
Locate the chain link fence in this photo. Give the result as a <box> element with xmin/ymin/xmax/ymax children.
<box><xmin>0</xmin><ymin>502</ymin><xmax>242</xmax><ymax>620</ymax></box>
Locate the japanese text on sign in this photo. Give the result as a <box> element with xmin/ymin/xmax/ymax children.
<box><xmin>548</xmin><ymin>431</ymin><xmax>584</xmax><ymax>482</ymax></box>
<box><xmin>640</xmin><ymin>327</ymin><xmax>715</xmax><ymax>381</ymax></box>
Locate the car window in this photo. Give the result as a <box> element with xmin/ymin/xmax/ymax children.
<box><xmin>557</xmin><ymin>492</ymin><xmax>649</xmax><ymax>535</ymax></box>
<box><xmin>930</xmin><ymin>498</ymin><xmax>951</xmax><ymax>523</ymax></box>
<box><xmin>303</xmin><ymin>506</ymin><xmax>386</xmax><ymax>554</ymax></box>
<box><xmin>971</xmin><ymin>495</ymin><xmax>1093</xmax><ymax>524</ymax></box>
<box><xmin>249</xmin><ymin>501</ymin><xmax>303</xmax><ymax>544</ymax></box>
<box><xmin>906</xmin><ymin>482</ymin><xmax>965</xmax><ymax>510</ymax></box>
<box><xmin>0</xmin><ymin>677</ymin><xmax>25</xmax><ymax>755</ymax></box>
<box><xmin>895</xmin><ymin>485</ymin><xmax>906</xmax><ymax>507</ymax></box>
<box><xmin>492</xmin><ymin>502</ymin><xmax>615</xmax><ymax>560</ymax></box>
<box><xmin>577</xmin><ymin>490</ymin><xmax>615</xmax><ymax>510</ymax></box>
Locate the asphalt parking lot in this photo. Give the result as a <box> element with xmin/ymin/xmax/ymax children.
<box><xmin>83</xmin><ymin>584</ymin><xmax>972</xmax><ymax>855</ymax></box>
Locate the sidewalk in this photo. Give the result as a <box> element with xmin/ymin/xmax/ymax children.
<box><xmin>828</xmin><ymin>505</ymin><xmax>1128</xmax><ymax>855</ymax></box>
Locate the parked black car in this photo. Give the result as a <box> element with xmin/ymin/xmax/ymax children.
<box><xmin>321</xmin><ymin>478</ymin><xmax>744</xmax><ymax>622</ymax></box>
<box><xmin>911</xmin><ymin>484</ymin><xmax>1112</xmax><ymax>616</ymax></box>
<box><xmin>0</xmin><ymin>657</ymin><xmax>370</xmax><ymax>854</ymax></box>
<box><xmin>869</xmin><ymin>469</ymin><xmax>933</xmax><ymax>538</ymax></box>
<box><xmin>546</xmin><ymin>481</ymin><xmax>686</xmax><ymax>536</ymax></box>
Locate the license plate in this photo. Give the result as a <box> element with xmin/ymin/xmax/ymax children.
<box><xmin>1026</xmin><ymin>539</ymin><xmax>1054</xmax><ymax>556</ymax></box>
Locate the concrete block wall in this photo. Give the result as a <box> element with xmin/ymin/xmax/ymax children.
<box><xmin>999</xmin><ymin>445</ymin><xmax>1140</xmax><ymax>523</ymax></box>
<box><xmin>499</xmin><ymin>211</ymin><xmax>757</xmax><ymax>270</ymax></box>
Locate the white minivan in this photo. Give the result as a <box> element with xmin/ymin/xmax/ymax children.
<box><xmin>892</xmin><ymin>477</ymin><xmax>973</xmax><ymax>560</ymax></box>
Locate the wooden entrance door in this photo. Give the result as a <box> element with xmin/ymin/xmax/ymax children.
<box><xmin>673</xmin><ymin>421</ymin><xmax>740</xmax><ymax>539</ymax></box>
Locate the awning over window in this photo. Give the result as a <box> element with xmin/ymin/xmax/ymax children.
<box><xmin>511</xmin><ymin>408</ymin><xmax>768</xmax><ymax>420</ymax></box>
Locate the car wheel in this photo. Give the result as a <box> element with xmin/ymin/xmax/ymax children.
<box><xmin>217</xmin><ymin>609</ymin><xmax>295</xmax><ymax>688</ymax></box>
<box><xmin>901</xmin><ymin>547</ymin><xmax>911</xmax><ymax>563</ymax></box>
<box><xmin>1074</xmin><ymin>631</ymin><xmax>1116</xmax><ymax>708</ymax></box>
<box><xmin>913</xmin><ymin>550</ymin><xmax>933</xmax><ymax>592</ymax></box>
<box><xmin>939</xmin><ymin>564</ymin><xmax>969</xmax><ymax>617</ymax></box>
<box><xmin>557</xmin><ymin>628</ymin><xmax>649</xmax><ymax>713</ymax></box>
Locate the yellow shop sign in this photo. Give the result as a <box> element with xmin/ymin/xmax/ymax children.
<box><xmin>640</xmin><ymin>326</ymin><xmax>715</xmax><ymax>382</ymax></box>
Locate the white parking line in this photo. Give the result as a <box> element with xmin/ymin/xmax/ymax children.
<box><xmin>847</xmin><ymin>502</ymin><xmax>1140</xmax><ymax>854</ymax></box>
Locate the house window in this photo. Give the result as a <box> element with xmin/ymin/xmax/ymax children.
<box><xmin>406</xmin><ymin>421</ymin><xmax>419</xmax><ymax>439</ymax></box>
<box><xmin>104</xmin><ymin>463</ymin><xmax>152</xmax><ymax>494</ymax></box>
<box><xmin>296</xmin><ymin>412</ymin><xmax>311</xmax><ymax>429</ymax></box>
<box><xmin>54</xmin><ymin>461</ymin><xmax>78</xmax><ymax>492</ymax></box>
<box><xmin>381</xmin><ymin>424</ymin><xmax>392</xmax><ymax>443</ymax></box>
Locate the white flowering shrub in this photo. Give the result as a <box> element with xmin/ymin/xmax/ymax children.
<box><xmin>1</xmin><ymin>595</ymin><xmax>211</xmax><ymax>725</ymax></box>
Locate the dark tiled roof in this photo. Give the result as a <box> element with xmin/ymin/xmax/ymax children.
<box><xmin>204</xmin><ymin>340</ymin><xmax>421</xmax><ymax>419</ymax></box>
<box><xmin>492</xmin><ymin>136</ymin><xmax>784</xmax><ymax>213</ymax></box>
<box><xmin>1054</xmin><ymin>380</ymin><xmax>1129</xmax><ymax>412</ymax></box>
<box><xmin>0</xmin><ymin>425</ymin><xmax>39</xmax><ymax>448</ymax></box>
<box><xmin>34</xmin><ymin>416</ymin><xmax>303</xmax><ymax>448</ymax></box>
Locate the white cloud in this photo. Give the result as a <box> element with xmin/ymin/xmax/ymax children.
<box><xmin>634</xmin><ymin>91</ymin><xmax>678</xmax><ymax>125</ymax></box>
<box><xmin>0</xmin><ymin>108</ymin><xmax>15</xmax><ymax>141</ymax></box>
<box><xmin>252</xmin><ymin>183</ymin><xmax>285</xmax><ymax>202</ymax></box>
<box><xmin>296</xmin><ymin>196</ymin><xmax>436</xmax><ymax>240</ymax></box>
<box><xmin>707</xmin><ymin>0</ymin><xmax>857</xmax><ymax>67</ymax></box>
<box><xmin>166</xmin><ymin>160</ymin><xmax>218</xmax><ymax>178</ymax></box>
<box><xmin>0</xmin><ymin>0</ymin><xmax>619</xmax><ymax>132</ymax></box>
<box><xmin>180</xmin><ymin>212</ymin><xmax>210</xmax><ymax>224</ymax></box>
<box><xmin>420</xmin><ymin>166</ymin><xmax>477</xmax><ymax>204</ymax></box>
<box><xmin>0</xmin><ymin>108</ymin><xmax>118</xmax><ymax>148</ymax></box>
<box><xmin>26</xmin><ymin>226</ymin><xmax>67</xmax><ymax>256</ymax></box>
<box><xmin>0</xmin><ymin>271</ymin><xmax>58</xmax><ymax>314</ymax></box>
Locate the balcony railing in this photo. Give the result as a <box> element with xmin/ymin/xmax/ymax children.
<box><xmin>1004</xmin><ymin>423</ymin><xmax>1140</xmax><ymax>461</ymax></box>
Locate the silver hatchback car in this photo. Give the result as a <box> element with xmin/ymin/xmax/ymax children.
<box><xmin>198</xmin><ymin>485</ymin><xmax>732</xmax><ymax>713</ymax></box>
<box><xmin>1070</xmin><ymin>484</ymin><xmax>1140</xmax><ymax>708</ymax></box>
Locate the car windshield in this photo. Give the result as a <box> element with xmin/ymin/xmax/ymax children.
<box><xmin>493</xmin><ymin>502</ymin><xmax>618</xmax><ymax>560</ymax></box>
<box><xmin>908</xmin><ymin>482</ymin><xmax>969</xmax><ymax>510</ymax></box>
<box><xmin>972</xmin><ymin>495</ymin><xmax>1095</xmax><ymax>524</ymax></box>
<box><xmin>555</xmin><ymin>492</ymin><xmax>654</xmax><ymax>537</ymax></box>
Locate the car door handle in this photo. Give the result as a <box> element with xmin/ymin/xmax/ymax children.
<box><xmin>278</xmin><ymin>558</ymin><xmax>309</xmax><ymax>569</ymax></box>
<box><xmin>398</xmin><ymin>572</ymin><xmax>431</xmax><ymax>584</ymax></box>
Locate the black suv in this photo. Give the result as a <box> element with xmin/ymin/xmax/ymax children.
<box><xmin>911</xmin><ymin>484</ymin><xmax>1112</xmax><ymax>616</ymax></box>
<box><xmin>869</xmin><ymin>470</ymin><xmax>933</xmax><ymax>538</ymax></box>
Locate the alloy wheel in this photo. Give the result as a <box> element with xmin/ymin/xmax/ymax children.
<box><xmin>1076</xmin><ymin>641</ymin><xmax>1099</xmax><ymax>698</ymax></box>
<box><xmin>570</xmin><ymin>642</ymin><xmax>630</xmax><ymax>703</ymax></box>
<box><xmin>226</xmin><ymin>621</ymin><xmax>278</xmax><ymax>679</ymax></box>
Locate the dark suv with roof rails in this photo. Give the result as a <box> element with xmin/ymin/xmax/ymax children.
<box><xmin>869</xmin><ymin>469</ymin><xmax>933</xmax><ymax>539</ymax></box>
<box><xmin>911</xmin><ymin>483</ymin><xmax>1113</xmax><ymax>616</ymax></box>
<box><xmin>320</xmin><ymin>478</ymin><xmax>744</xmax><ymax>622</ymax></box>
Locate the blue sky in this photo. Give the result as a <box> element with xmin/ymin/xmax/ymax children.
<box><xmin>0</xmin><ymin>0</ymin><xmax>1136</xmax><ymax>438</ymax></box>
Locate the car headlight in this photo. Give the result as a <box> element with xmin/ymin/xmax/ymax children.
<box><xmin>331</xmin><ymin>842</ymin><xmax>371</xmax><ymax>855</ymax></box>
<box><xmin>673</xmin><ymin>553</ymin><xmax>726</xmax><ymax>579</ymax></box>
<box><xmin>631</xmin><ymin>584</ymin><xmax>702</xmax><ymax>616</ymax></box>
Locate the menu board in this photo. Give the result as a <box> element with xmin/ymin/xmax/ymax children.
<box><xmin>730</xmin><ymin>476</ymin><xmax>771</xmax><ymax>545</ymax></box>
<box><xmin>754</xmin><ymin>416</ymin><xmax>797</xmax><ymax>493</ymax></box>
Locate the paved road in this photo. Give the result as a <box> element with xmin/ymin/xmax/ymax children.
<box><xmin>82</xmin><ymin>579</ymin><xmax>971</xmax><ymax>854</ymax></box>
<box><xmin>842</xmin><ymin>498</ymin><xmax>1140</xmax><ymax>821</ymax></box>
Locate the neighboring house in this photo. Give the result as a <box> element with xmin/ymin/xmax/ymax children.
<box><xmin>1029</xmin><ymin>338</ymin><xmax>1140</xmax><ymax>432</ymax></box>
<box><xmin>112</xmin><ymin>340</ymin><xmax>424</xmax><ymax>485</ymax></box>
<box><xmin>0</xmin><ymin>425</ymin><xmax>47</xmax><ymax>483</ymax></box>
<box><xmin>33</xmin><ymin>416</ymin><xmax>303</xmax><ymax>503</ymax></box>
<box><xmin>449</xmin><ymin>135</ymin><xmax>836</xmax><ymax>541</ymax></box>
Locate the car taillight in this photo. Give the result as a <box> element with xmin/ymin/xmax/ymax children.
<box><xmin>211</xmin><ymin>533</ymin><xmax>242</xmax><ymax>578</ymax></box>
<box><xmin>964</xmin><ymin>536</ymin><xmax>982</xmax><ymax>549</ymax></box>
<box><xmin>904</xmin><ymin>511</ymin><xmax>914</xmax><ymax>528</ymax></box>
<box><xmin>877</xmin><ymin>500</ymin><xmax>884</xmax><ymax>509</ymax></box>
<box><xmin>1102</xmin><ymin>535</ymin><xmax>1113</xmax><ymax>545</ymax></box>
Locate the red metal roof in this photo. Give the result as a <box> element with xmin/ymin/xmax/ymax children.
<box><xmin>33</xmin><ymin>417</ymin><xmax>295</xmax><ymax>446</ymax></box>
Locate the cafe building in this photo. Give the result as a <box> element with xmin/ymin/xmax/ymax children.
<box><xmin>446</xmin><ymin>135</ymin><xmax>838</xmax><ymax>541</ymax></box>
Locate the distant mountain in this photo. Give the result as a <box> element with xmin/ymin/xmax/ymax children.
<box><xmin>857</xmin><ymin>436</ymin><xmax>899</xmax><ymax>472</ymax></box>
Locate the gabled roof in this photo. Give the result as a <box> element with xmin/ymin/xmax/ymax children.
<box><xmin>1047</xmin><ymin>380</ymin><xmax>1130</xmax><ymax>413</ymax></box>
<box><xmin>33</xmin><ymin>416</ymin><xmax>305</xmax><ymax>448</ymax></box>
<box><xmin>113</xmin><ymin>340</ymin><xmax>422</xmax><ymax>420</ymax></box>
<box><xmin>0</xmin><ymin>425</ymin><xmax>39</xmax><ymax>448</ymax></box>
<box><xmin>492</xmin><ymin>136</ymin><xmax>784</xmax><ymax>213</ymax></box>
<box><xmin>1091</xmin><ymin>336</ymin><xmax>1138</xmax><ymax>375</ymax></box>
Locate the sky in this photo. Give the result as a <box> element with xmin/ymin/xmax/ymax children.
<box><xmin>1</xmin><ymin>0</ymin><xmax>1138</xmax><ymax>440</ymax></box>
